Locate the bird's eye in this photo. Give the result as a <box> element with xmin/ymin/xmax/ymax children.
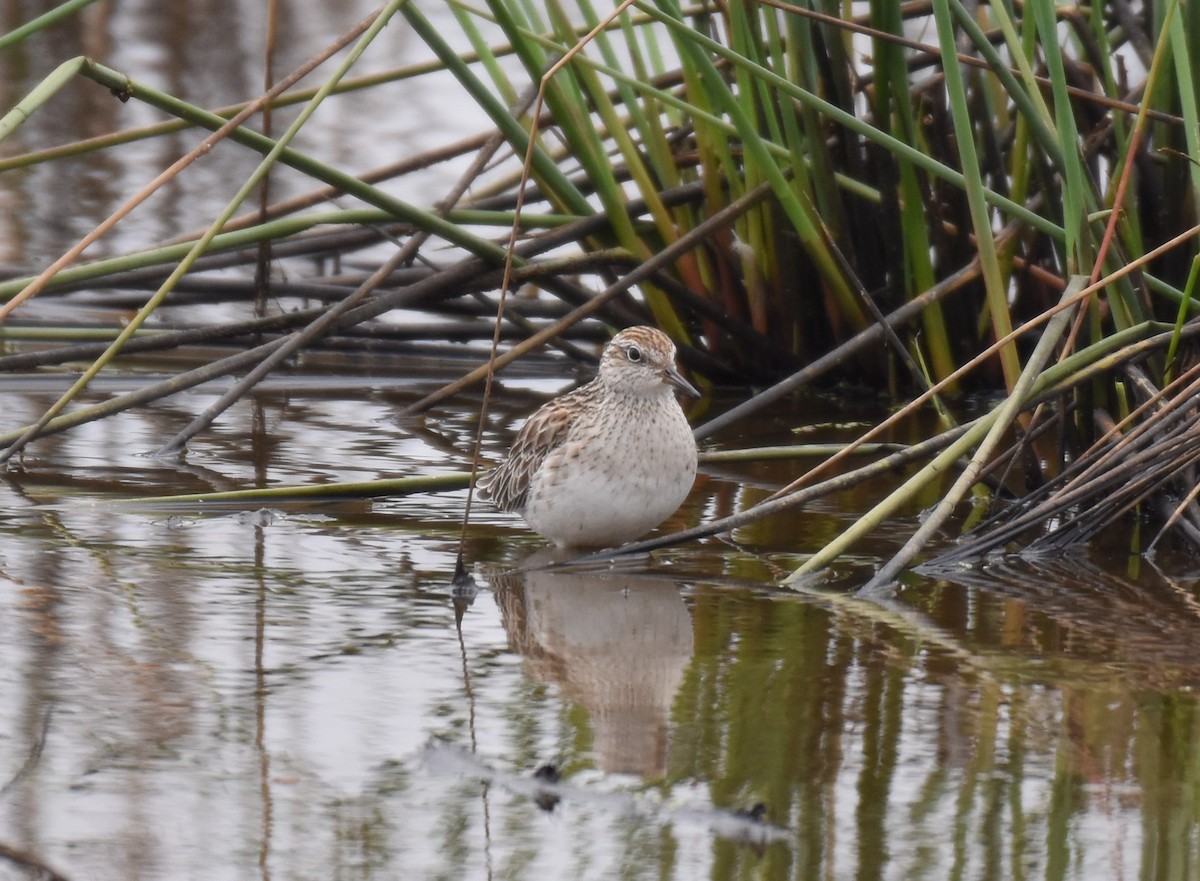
<box><xmin>626</xmin><ymin>345</ymin><xmax>642</xmax><ymax>362</ymax></box>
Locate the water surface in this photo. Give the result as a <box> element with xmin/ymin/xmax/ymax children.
<box><xmin>1</xmin><ymin>375</ymin><xmax>1198</xmax><ymax>881</ymax></box>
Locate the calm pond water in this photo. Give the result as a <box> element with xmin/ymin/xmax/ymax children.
<box><xmin>4</xmin><ymin>368</ymin><xmax>1200</xmax><ymax>881</ymax></box>
<box><xmin>4</xmin><ymin>3</ymin><xmax>1200</xmax><ymax>881</ymax></box>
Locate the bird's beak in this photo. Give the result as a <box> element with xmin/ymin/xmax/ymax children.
<box><xmin>663</xmin><ymin>365</ymin><xmax>701</xmax><ymax>398</ymax></box>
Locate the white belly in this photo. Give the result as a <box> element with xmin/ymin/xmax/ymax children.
<box><xmin>522</xmin><ymin>405</ymin><xmax>697</xmax><ymax>548</ymax></box>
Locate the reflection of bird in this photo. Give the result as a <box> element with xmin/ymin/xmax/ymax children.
<box><xmin>478</xmin><ymin>327</ymin><xmax>699</xmax><ymax>548</ymax></box>
<box><xmin>490</xmin><ymin>555</ymin><xmax>695</xmax><ymax>778</ymax></box>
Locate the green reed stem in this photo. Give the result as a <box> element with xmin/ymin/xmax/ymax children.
<box><xmin>0</xmin><ymin>0</ymin><xmax>100</xmax><ymax>51</ymax></box>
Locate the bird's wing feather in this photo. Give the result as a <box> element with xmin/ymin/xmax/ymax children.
<box><xmin>477</xmin><ymin>385</ymin><xmax>588</xmax><ymax>512</ymax></box>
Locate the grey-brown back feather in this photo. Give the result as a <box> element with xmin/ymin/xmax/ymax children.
<box><xmin>477</xmin><ymin>381</ymin><xmax>597</xmax><ymax>512</ymax></box>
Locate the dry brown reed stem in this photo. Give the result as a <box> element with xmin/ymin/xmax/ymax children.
<box><xmin>1062</xmin><ymin>133</ymin><xmax>1137</xmax><ymax>352</ymax></box>
<box><xmin>0</xmin><ymin>312</ymin><xmax>310</xmax><ymax>372</ymax></box>
<box><xmin>401</xmin><ymin>180</ymin><xmax>776</xmax><ymax>417</ymax></box>
<box><xmin>0</xmin><ymin>337</ymin><xmax>294</xmax><ymax>452</ymax></box>
<box><xmin>0</xmin><ymin>8</ymin><xmax>381</xmax><ymax>324</ymax></box>
<box><xmin>462</xmin><ymin>290</ymin><xmax>596</xmax><ymax>365</ymax></box>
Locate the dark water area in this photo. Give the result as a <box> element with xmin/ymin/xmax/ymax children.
<box><xmin>4</xmin><ymin>3</ymin><xmax>1200</xmax><ymax>881</ymax></box>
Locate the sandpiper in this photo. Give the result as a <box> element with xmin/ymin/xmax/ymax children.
<box><xmin>478</xmin><ymin>326</ymin><xmax>700</xmax><ymax>548</ymax></box>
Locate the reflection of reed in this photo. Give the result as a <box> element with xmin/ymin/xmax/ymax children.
<box><xmin>492</xmin><ymin>556</ymin><xmax>693</xmax><ymax>778</ymax></box>
<box><xmin>925</xmin><ymin>553</ymin><xmax>1200</xmax><ymax>687</ymax></box>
